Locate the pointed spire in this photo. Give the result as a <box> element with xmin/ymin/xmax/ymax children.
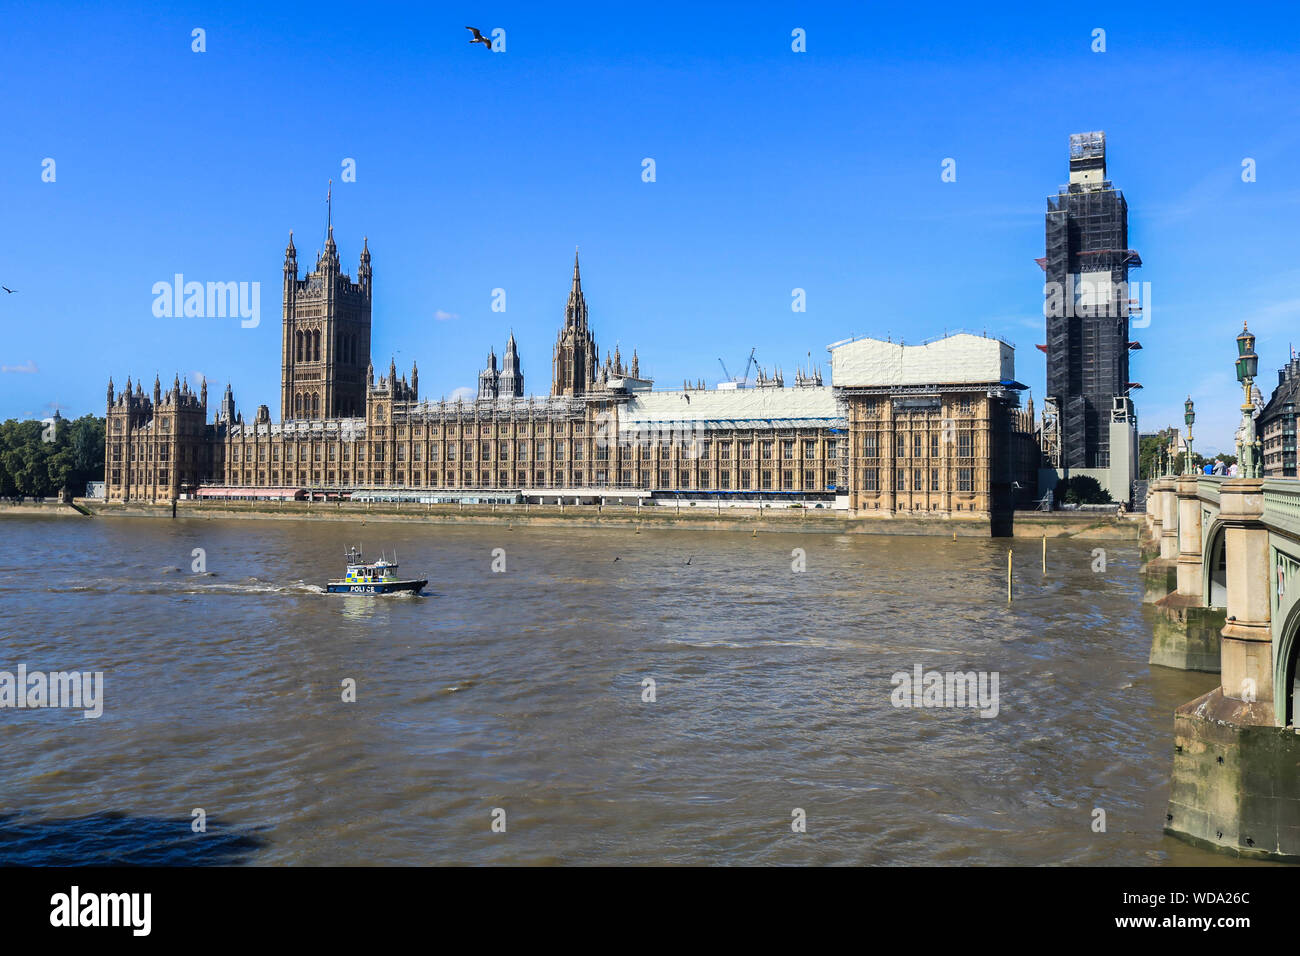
<box><xmin>572</xmin><ymin>246</ymin><xmax>581</xmax><ymax>291</ymax></box>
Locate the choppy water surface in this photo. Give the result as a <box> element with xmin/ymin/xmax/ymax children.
<box><xmin>0</xmin><ymin>515</ymin><xmax>1234</xmax><ymax>865</ymax></box>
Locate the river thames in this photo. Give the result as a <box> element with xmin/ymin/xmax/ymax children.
<box><xmin>0</xmin><ymin>515</ymin><xmax>1242</xmax><ymax>865</ymax></box>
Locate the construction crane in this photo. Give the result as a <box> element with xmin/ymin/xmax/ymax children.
<box><xmin>717</xmin><ymin>348</ymin><xmax>758</xmax><ymax>389</ymax></box>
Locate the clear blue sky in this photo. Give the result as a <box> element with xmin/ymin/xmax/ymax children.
<box><xmin>4</xmin><ymin>1</ymin><xmax>1299</xmax><ymax>454</ymax></box>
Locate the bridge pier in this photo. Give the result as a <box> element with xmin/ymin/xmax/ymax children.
<box><xmin>1141</xmin><ymin>479</ymin><xmax>1164</xmax><ymax>560</ymax></box>
<box><xmin>1166</xmin><ymin>478</ymin><xmax>1300</xmax><ymax>860</ymax></box>
<box><xmin>1149</xmin><ymin>475</ymin><xmax>1225</xmax><ymax>671</ymax></box>
<box><xmin>1141</xmin><ymin>478</ymin><xmax>1177</xmax><ymax>603</ymax></box>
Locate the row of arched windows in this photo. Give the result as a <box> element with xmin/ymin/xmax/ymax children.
<box><xmin>293</xmin><ymin>328</ymin><xmax>361</xmax><ymax>366</ymax></box>
<box><xmin>294</xmin><ymin>392</ymin><xmax>321</xmax><ymax>418</ymax></box>
<box><xmin>294</xmin><ymin>329</ymin><xmax>321</xmax><ymax>363</ymax></box>
<box><xmin>336</xmin><ymin>332</ymin><xmax>360</xmax><ymax>365</ymax></box>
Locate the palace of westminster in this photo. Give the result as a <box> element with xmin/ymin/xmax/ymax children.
<box><xmin>105</xmin><ymin>221</ymin><xmax>1041</xmax><ymax>521</ymax></box>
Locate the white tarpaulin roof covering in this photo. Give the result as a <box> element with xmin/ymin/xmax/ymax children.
<box><xmin>620</xmin><ymin>386</ymin><xmax>841</xmax><ymax>432</ymax></box>
<box><xmin>827</xmin><ymin>333</ymin><xmax>1014</xmax><ymax>388</ymax></box>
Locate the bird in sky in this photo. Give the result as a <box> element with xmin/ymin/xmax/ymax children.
<box><xmin>465</xmin><ymin>26</ymin><xmax>491</xmax><ymax>49</ymax></box>
<box><xmin>1</xmin><ymin>286</ymin><xmax>15</xmax><ymax>294</ymax></box>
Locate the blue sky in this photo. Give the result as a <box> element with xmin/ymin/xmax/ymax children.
<box><xmin>3</xmin><ymin>2</ymin><xmax>1300</xmax><ymax>454</ymax></box>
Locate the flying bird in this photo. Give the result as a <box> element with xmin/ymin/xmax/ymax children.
<box><xmin>465</xmin><ymin>26</ymin><xmax>491</xmax><ymax>49</ymax></box>
<box><xmin>1</xmin><ymin>287</ymin><xmax>15</xmax><ymax>294</ymax></box>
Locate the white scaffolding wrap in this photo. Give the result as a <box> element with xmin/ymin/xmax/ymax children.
<box><xmin>619</xmin><ymin>386</ymin><xmax>841</xmax><ymax>432</ymax></box>
<box><xmin>827</xmin><ymin>333</ymin><xmax>1014</xmax><ymax>388</ymax></box>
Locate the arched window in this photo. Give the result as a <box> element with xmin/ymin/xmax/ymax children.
<box><xmin>295</xmin><ymin>331</ymin><xmax>302</xmax><ymax>362</ymax></box>
<box><xmin>295</xmin><ymin>393</ymin><xmax>303</xmax><ymax>417</ymax></box>
<box><xmin>313</xmin><ymin>330</ymin><xmax>321</xmax><ymax>362</ymax></box>
<box><xmin>311</xmin><ymin>393</ymin><xmax>319</xmax><ymax>417</ymax></box>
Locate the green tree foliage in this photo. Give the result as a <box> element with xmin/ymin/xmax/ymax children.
<box><xmin>1138</xmin><ymin>429</ymin><xmax>1174</xmax><ymax>479</ymax></box>
<box><xmin>0</xmin><ymin>415</ymin><xmax>104</xmax><ymax>498</ymax></box>
<box><xmin>1059</xmin><ymin>474</ymin><xmax>1112</xmax><ymax>505</ymax></box>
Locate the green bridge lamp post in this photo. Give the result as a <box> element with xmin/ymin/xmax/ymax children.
<box><xmin>1235</xmin><ymin>321</ymin><xmax>1261</xmax><ymax>479</ymax></box>
<box><xmin>1184</xmin><ymin>397</ymin><xmax>1195</xmax><ymax>476</ymax></box>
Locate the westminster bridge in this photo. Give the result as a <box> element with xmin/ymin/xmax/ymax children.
<box><xmin>1144</xmin><ymin>474</ymin><xmax>1300</xmax><ymax>859</ymax></box>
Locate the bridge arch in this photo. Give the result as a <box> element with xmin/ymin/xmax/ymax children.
<box><xmin>1274</xmin><ymin>599</ymin><xmax>1300</xmax><ymax>727</ymax></box>
<box><xmin>1201</xmin><ymin>519</ymin><xmax>1228</xmax><ymax>609</ymax></box>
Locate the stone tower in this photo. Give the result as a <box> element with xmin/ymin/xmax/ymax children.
<box><xmin>280</xmin><ymin>213</ymin><xmax>373</xmax><ymax>420</ymax></box>
<box><xmin>551</xmin><ymin>249</ymin><xmax>598</xmax><ymax>397</ymax></box>
<box><xmin>500</xmin><ymin>331</ymin><xmax>524</xmax><ymax>397</ymax></box>
<box><xmin>478</xmin><ymin>346</ymin><xmax>499</xmax><ymax>400</ymax></box>
<box><xmin>479</xmin><ymin>333</ymin><xmax>525</xmax><ymax>400</ymax></box>
<box><xmin>1043</xmin><ymin>131</ymin><xmax>1138</xmax><ymax>470</ymax></box>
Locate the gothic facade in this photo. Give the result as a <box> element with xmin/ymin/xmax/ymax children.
<box><xmin>104</xmin><ymin>228</ymin><xmax>1036</xmax><ymax>523</ymax></box>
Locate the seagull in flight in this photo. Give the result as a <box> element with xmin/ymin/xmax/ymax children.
<box><xmin>465</xmin><ymin>26</ymin><xmax>491</xmax><ymax>49</ymax></box>
<box><xmin>1</xmin><ymin>287</ymin><xmax>15</xmax><ymax>294</ymax></box>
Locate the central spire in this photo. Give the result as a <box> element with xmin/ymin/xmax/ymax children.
<box><xmin>564</xmin><ymin>247</ymin><xmax>587</xmax><ymax>332</ymax></box>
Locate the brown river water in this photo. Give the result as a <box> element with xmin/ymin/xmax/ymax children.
<box><xmin>0</xmin><ymin>514</ymin><xmax>1244</xmax><ymax>865</ymax></box>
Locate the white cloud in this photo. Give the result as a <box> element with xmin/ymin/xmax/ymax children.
<box><xmin>448</xmin><ymin>386</ymin><xmax>475</xmax><ymax>402</ymax></box>
<box><xmin>435</xmin><ymin>310</ymin><xmax>460</xmax><ymax>321</ymax></box>
<box><xmin>1</xmin><ymin>360</ymin><xmax>37</xmax><ymax>374</ymax></box>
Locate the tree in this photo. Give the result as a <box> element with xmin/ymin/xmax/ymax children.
<box><xmin>0</xmin><ymin>415</ymin><xmax>105</xmax><ymax>498</ymax></box>
<box><xmin>1059</xmin><ymin>474</ymin><xmax>1112</xmax><ymax>505</ymax></box>
<box><xmin>1138</xmin><ymin>429</ymin><xmax>1175</xmax><ymax>479</ymax></box>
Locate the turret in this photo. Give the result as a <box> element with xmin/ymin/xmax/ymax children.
<box><xmin>359</xmin><ymin>236</ymin><xmax>372</xmax><ymax>295</ymax></box>
<box><xmin>284</xmin><ymin>230</ymin><xmax>297</xmax><ymax>280</ymax></box>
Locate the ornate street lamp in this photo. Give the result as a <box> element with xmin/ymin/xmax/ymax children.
<box><xmin>1184</xmin><ymin>397</ymin><xmax>1195</xmax><ymax>475</ymax></box>
<box><xmin>1236</xmin><ymin>322</ymin><xmax>1260</xmax><ymax>478</ymax></box>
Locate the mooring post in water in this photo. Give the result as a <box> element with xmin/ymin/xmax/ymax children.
<box><xmin>1007</xmin><ymin>549</ymin><xmax>1013</xmax><ymax>602</ymax></box>
<box><xmin>171</xmin><ymin>498</ymin><xmax>176</xmax><ymax>519</ymax></box>
<box><xmin>1042</xmin><ymin>534</ymin><xmax>1047</xmax><ymax>574</ymax></box>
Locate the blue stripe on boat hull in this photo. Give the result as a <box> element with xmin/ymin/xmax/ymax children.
<box><xmin>326</xmin><ymin>580</ymin><xmax>428</xmax><ymax>595</ymax></box>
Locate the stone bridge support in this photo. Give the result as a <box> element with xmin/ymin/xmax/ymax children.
<box><xmin>1149</xmin><ymin>475</ymin><xmax>1225</xmax><ymax>671</ymax></box>
<box><xmin>1141</xmin><ymin>480</ymin><xmax>1163</xmax><ymax>559</ymax></box>
<box><xmin>1141</xmin><ymin>478</ymin><xmax>1177</xmax><ymax>603</ymax></box>
<box><xmin>1166</xmin><ymin>478</ymin><xmax>1300</xmax><ymax>860</ymax></box>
